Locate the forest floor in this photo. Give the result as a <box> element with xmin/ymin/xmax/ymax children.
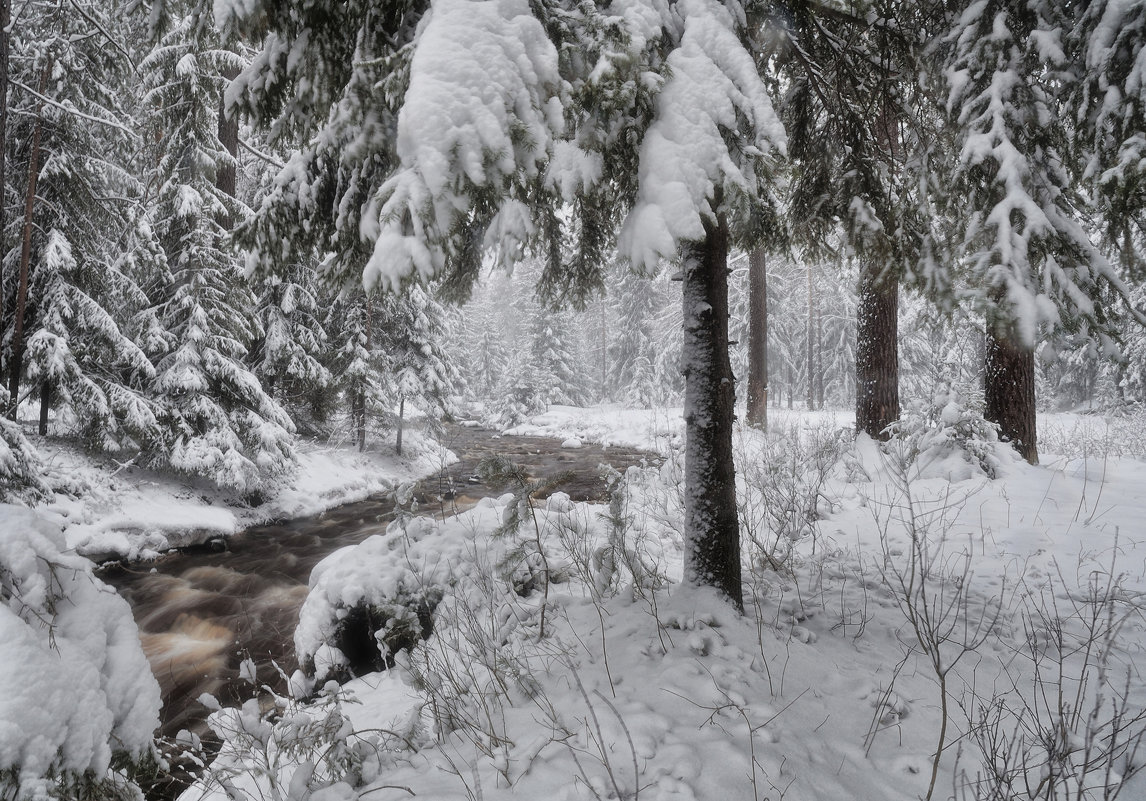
<box><xmin>173</xmin><ymin>403</ymin><xmax>1146</xmax><ymax>801</ymax></box>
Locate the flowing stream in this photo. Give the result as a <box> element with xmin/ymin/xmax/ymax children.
<box><xmin>99</xmin><ymin>425</ymin><xmax>655</xmax><ymax>742</ymax></box>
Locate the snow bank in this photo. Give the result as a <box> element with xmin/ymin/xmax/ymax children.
<box><xmin>35</xmin><ymin>428</ymin><xmax>455</xmax><ymax>563</ymax></box>
<box><xmin>0</xmin><ymin>505</ymin><xmax>160</xmax><ymax>797</ymax></box>
<box><xmin>294</xmin><ymin>500</ymin><xmax>505</xmax><ymax>684</ymax></box>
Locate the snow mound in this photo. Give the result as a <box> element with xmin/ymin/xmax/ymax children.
<box><xmin>0</xmin><ymin>505</ymin><xmax>160</xmax><ymax>796</ymax></box>
<box><xmin>294</xmin><ymin>508</ymin><xmax>499</xmax><ymax>683</ymax></box>
<box><xmin>560</xmin><ymin>437</ymin><xmax>583</xmax><ymax>449</ymax></box>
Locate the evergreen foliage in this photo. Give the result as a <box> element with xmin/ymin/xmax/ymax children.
<box><xmin>141</xmin><ymin>13</ymin><xmax>295</xmax><ymax>492</ymax></box>
<box><xmin>252</xmin><ymin>266</ymin><xmax>334</xmax><ymax>433</ymax></box>
<box><xmin>931</xmin><ymin>0</ymin><xmax>1131</xmax><ymax>350</ymax></box>
<box><xmin>326</xmin><ymin>293</ymin><xmax>384</xmax><ymax>450</ymax></box>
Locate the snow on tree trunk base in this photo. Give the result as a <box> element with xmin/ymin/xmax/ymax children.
<box><xmin>681</xmin><ymin>215</ymin><xmax>742</xmax><ymax>611</ymax></box>
<box><xmin>856</xmin><ymin>258</ymin><xmax>899</xmax><ymax>440</ymax></box>
<box><xmin>985</xmin><ymin>326</ymin><xmax>1038</xmax><ymax>466</ymax></box>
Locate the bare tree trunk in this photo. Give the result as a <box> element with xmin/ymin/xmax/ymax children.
<box><xmin>0</xmin><ymin>0</ymin><xmax>10</xmax><ymax>337</ymax></box>
<box><xmin>37</xmin><ymin>383</ymin><xmax>48</xmax><ymax>435</ymax></box>
<box><xmin>356</xmin><ymin>296</ymin><xmax>373</xmax><ymax>452</ymax></box>
<box><xmin>599</xmin><ymin>295</ymin><xmax>606</xmax><ymax>401</ymax></box>
<box><xmin>395</xmin><ymin>395</ymin><xmax>405</xmax><ymax>456</ymax></box>
<box><xmin>855</xmin><ymin>259</ymin><xmax>899</xmax><ymax>439</ymax></box>
<box><xmin>353</xmin><ymin>390</ymin><xmax>366</xmax><ymax>452</ymax></box>
<box><xmin>787</xmin><ymin>361</ymin><xmax>793</xmax><ymax>410</ymax></box>
<box><xmin>746</xmin><ymin>249</ymin><xmax>768</xmax><ymax>429</ymax></box>
<box><xmin>681</xmin><ymin>198</ymin><xmax>741</xmax><ymax>610</ymax></box>
<box><xmin>815</xmin><ymin>295</ymin><xmax>824</xmax><ymax>409</ymax></box>
<box><xmin>8</xmin><ymin>66</ymin><xmax>48</xmax><ymax>419</ymax></box>
<box><xmin>985</xmin><ymin>322</ymin><xmax>1037</xmax><ymax>465</ymax></box>
<box><xmin>855</xmin><ymin>93</ymin><xmax>902</xmax><ymax>439</ymax></box>
<box><xmin>806</xmin><ymin>263</ymin><xmax>815</xmax><ymax>410</ymax></box>
<box><xmin>215</xmin><ymin>65</ymin><xmax>240</xmax><ymax>230</ymax></box>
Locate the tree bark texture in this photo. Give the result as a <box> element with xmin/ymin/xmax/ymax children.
<box><xmin>746</xmin><ymin>249</ymin><xmax>768</xmax><ymax>430</ymax></box>
<box><xmin>855</xmin><ymin>259</ymin><xmax>899</xmax><ymax>439</ymax></box>
<box><xmin>38</xmin><ymin>382</ymin><xmax>49</xmax><ymax>436</ymax></box>
<box><xmin>815</xmin><ymin>297</ymin><xmax>824</xmax><ymax>408</ymax></box>
<box><xmin>0</xmin><ymin>0</ymin><xmax>10</xmax><ymax>333</ymax></box>
<box><xmin>353</xmin><ymin>390</ymin><xmax>366</xmax><ymax>452</ymax></box>
<box><xmin>681</xmin><ymin>207</ymin><xmax>742</xmax><ymax>610</ymax></box>
<box><xmin>985</xmin><ymin>325</ymin><xmax>1038</xmax><ymax>465</ymax></box>
<box><xmin>356</xmin><ymin>296</ymin><xmax>374</xmax><ymax>452</ymax></box>
<box><xmin>8</xmin><ymin>66</ymin><xmax>48</xmax><ymax>419</ymax></box>
<box><xmin>215</xmin><ymin>65</ymin><xmax>240</xmax><ymax>229</ymax></box>
<box><xmin>806</xmin><ymin>262</ymin><xmax>815</xmax><ymax>411</ymax></box>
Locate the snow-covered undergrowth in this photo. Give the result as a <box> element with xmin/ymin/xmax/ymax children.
<box><xmin>0</xmin><ymin>506</ymin><xmax>161</xmax><ymax>800</ymax></box>
<box><xmin>182</xmin><ymin>402</ymin><xmax>1146</xmax><ymax>801</ymax></box>
<box><xmin>23</xmin><ymin>428</ymin><xmax>454</xmax><ymax>562</ymax></box>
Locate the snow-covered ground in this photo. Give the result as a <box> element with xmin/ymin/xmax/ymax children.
<box><xmin>178</xmin><ymin>403</ymin><xmax>1146</xmax><ymax>801</ymax></box>
<box><xmin>27</xmin><ymin>428</ymin><xmax>456</xmax><ymax>562</ymax></box>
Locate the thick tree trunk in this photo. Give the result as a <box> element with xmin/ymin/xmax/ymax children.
<box><xmin>984</xmin><ymin>324</ymin><xmax>1037</xmax><ymax>465</ymax></box>
<box><xmin>395</xmin><ymin>395</ymin><xmax>405</xmax><ymax>456</ymax></box>
<box><xmin>681</xmin><ymin>205</ymin><xmax>742</xmax><ymax>610</ymax></box>
<box><xmin>855</xmin><ymin>259</ymin><xmax>899</xmax><ymax>439</ymax></box>
<box><xmin>746</xmin><ymin>249</ymin><xmax>768</xmax><ymax>430</ymax></box>
<box><xmin>8</xmin><ymin>68</ymin><xmax>47</xmax><ymax>419</ymax></box>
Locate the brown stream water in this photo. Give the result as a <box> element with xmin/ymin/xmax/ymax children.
<box><xmin>98</xmin><ymin>425</ymin><xmax>654</xmax><ymax>742</ymax></box>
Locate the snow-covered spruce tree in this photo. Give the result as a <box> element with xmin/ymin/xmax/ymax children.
<box><xmin>528</xmin><ymin>303</ymin><xmax>585</xmax><ymax>408</ymax></box>
<box><xmin>141</xmin><ymin>13</ymin><xmax>295</xmax><ymax>494</ymax></box>
<box><xmin>765</xmin><ymin>2</ymin><xmax>934</xmax><ymax>439</ymax></box>
<box><xmin>252</xmin><ymin>265</ymin><xmax>334</xmax><ymax>434</ymax></box>
<box><xmin>326</xmin><ymin>292</ymin><xmax>384</xmax><ymax>452</ymax></box>
<box><xmin>1071</xmin><ymin>1</ymin><xmax>1146</xmax><ymax>272</ymax></box>
<box><xmin>458</xmin><ymin>288</ymin><xmax>510</xmax><ymax>401</ymax></box>
<box><xmin>230</xmin><ymin>0</ymin><xmax>783</xmax><ymax>608</ymax></box>
<box><xmin>0</xmin><ymin>398</ymin><xmax>47</xmax><ymax>503</ymax></box>
<box><xmin>374</xmin><ymin>284</ymin><xmax>461</xmax><ymax>455</ymax></box>
<box><xmin>932</xmin><ymin>0</ymin><xmax>1138</xmax><ymax>464</ymax></box>
<box><xmin>617</xmin><ymin>1</ymin><xmax>785</xmax><ymax>608</ymax></box>
<box><xmin>607</xmin><ymin>265</ymin><xmax>666</xmax><ymax>406</ymax></box>
<box><xmin>25</xmin><ymin>232</ymin><xmax>159</xmax><ymax>449</ymax></box>
<box><xmin>1</xmin><ymin>0</ymin><xmax>161</xmax><ymax>456</ymax></box>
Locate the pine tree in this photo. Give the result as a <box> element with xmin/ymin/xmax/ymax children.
<box><xmin>327</xmin><ymin>293</ymin><xmax>384</xmax><ymax>451</ymax></box>
<box><xmin>607</xmin><ymin>267</ymin><xmax>662</xmax><ymax>406</ymax></box>
<box><xmin>141</xmin><ymin>13</ymin><xmax>295</xmax><ymax>492</ymax></box>
<box><xmin>1071</xmin><ymin>1</ymin><xmax>1146</xmax><ymax>272</ymax></box>
<box><xmin>765</xmin><ymin>3</ymin><xmax>937</xmax><ymax>439</ymax></box>
<box><xmin>1</xmin><ymin>0</ymin><xmax>162</xmax><ymax>453</ymax></box>
<box><xmin>529</xmin><ymin>306</ymin><xmax>584</xmax><ymax>408</ymax></box>
<box><xmin>933</xmin><ymin>0</ymin><xmax>1137</xmax><ymax>464</ymax></box>
<box><xmin>231</xmin><ymin>0</ymin><xmax>783</xmax><ymax>607</ymax></box>
<box><xmin>24</xmin><ymin>231</ymin><xmax>159</xmax><ymax>448</ymax></box>
<box><xmin>252</xmin><ymin>265</ymin><xmax>334</xmax><ymax>433</ymax></box>
<box><xmin>375</xmin><ymin>284</ymin><xmax>461</xmax><ymax>454</ymax></box>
